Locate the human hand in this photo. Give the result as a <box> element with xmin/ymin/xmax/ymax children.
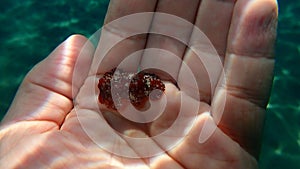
<box><xmin>0</xmin><ymin>0</ymin><xmax>278</xmax><ymax>168</ymax></box>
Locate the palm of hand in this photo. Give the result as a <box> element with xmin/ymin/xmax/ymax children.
<box><xmin>1</xmin><ymin>0</ymin><xmax>278</xmax><ymax>169</ymax></box>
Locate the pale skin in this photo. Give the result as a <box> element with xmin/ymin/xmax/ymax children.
<box><xmin>0</xmin><ymin>0</ymin><xmax>278</xmax><ymax>168</ymax></box>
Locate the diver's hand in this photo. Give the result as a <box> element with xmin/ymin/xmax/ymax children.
<box><xmin>0</xmin><ymin>0</ymin><xmax>278</xmax><ymax>168</ymax></box>
<box><xmin>0</xmin><ymin>35</ymin><xmax>100</xmax><ymax>168</ymax></box>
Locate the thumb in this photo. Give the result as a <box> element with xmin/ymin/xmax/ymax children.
<box><xmin>1</xmin><ymin>35</ymin><xmax>94</xmax><ymax>127</ymax></box>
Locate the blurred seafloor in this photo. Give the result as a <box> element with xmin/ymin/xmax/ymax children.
<box><xmin>0</xmin><ymin>0</ymin><xmax>299</xmax><ymax>168</ymax></box>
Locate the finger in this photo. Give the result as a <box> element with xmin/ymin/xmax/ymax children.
<box><xmin>193</xmin><ymin>0</ymin><xmax>236</xmax><ymax>57</ymax></box>
<box><xmin>2</xmin><ymin>35</ymin><xmax>94</xmax><ymax>126</ymax></box>
<box><xmin>211</xmin><ymin>0</ymin><xmax>278</xmax><ymax>157</ymax></box>
<box><xmin>140</xmin><ymin>0</ymin><xmax>200</xmax><ymax>81</ymax></box>
<box><xmin>90</xmin><ymin>0</ymin><xmax>158</xmax><ymax>75</ymax></box>
<box><xmin>179</xmin><ymin>0</ymin><xmax>236</xmax><ymax>103</ymax></box>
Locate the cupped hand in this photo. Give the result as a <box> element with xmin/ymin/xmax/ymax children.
<box><xmin>0</xmin><ymin>0</ymin><xmax>278</xmax><ymax>168</ymax></box>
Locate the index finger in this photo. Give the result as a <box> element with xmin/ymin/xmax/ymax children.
<box><xmin>212</xmin><ymin>0</ymin><xmax>278</xmax><ymax>157</ymax></box>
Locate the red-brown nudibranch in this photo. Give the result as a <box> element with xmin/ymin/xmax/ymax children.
<box><xmin>98</xmin><ymin>68</ymin><xmax>165</xmax><ymax>110</ymax></box>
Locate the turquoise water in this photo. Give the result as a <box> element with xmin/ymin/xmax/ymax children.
<box><xmin>0</xmin><ymin>0</ymin><xmax>299</xmax><ymax>168</ymax></box>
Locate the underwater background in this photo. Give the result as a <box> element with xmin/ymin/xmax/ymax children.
<box><xmin>0</xmin><ymin>0</ymin><xmax>299</xmax><ymax>168</ymax></box>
